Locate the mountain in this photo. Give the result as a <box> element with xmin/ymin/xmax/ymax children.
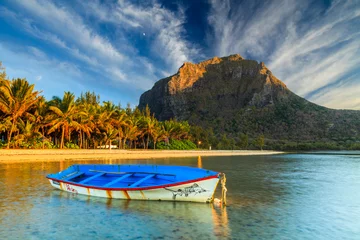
<box><xmin>139</xmin><ymin>54</ymin><xmax>360</xmax><ymax>149</ymax></box>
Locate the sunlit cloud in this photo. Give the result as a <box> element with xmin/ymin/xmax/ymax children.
<box><xmin>208</xmin><ymin>0</ymin><xmax>360</xmax><ymax>109</ymax></box>
<box><xmin>310</xmin><ymin>73</ymin><xmax>360</xmax><ymax>110</ymax></box>
<box><xmin>0</xmin><ymin>0</ymin><xmax>200</xmax><ymax>105</ymax></box>
<box><xmin>77</xmin><ymin>0</ymin><xmax>201</xmax><ymax>71</ymax></box>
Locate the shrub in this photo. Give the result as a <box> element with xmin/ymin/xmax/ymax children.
<box><xmin>156</xmin><ymin>139</ymin><xmax>197</xmax><ymax>150</ymax></box>
<box><xmin>64</xmin><ymin>142</ymin><xmax>79</xmax><ymax>149</ymax></box>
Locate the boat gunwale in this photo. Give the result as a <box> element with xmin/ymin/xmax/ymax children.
<box><xmin>47</xmin><ymin>174</ymin><xmax>220</xmax><ymax>191</ymax></box>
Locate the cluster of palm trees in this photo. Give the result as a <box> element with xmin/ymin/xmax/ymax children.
<box><xmin>0</xmin><ymin>72</ymin><xmax>192</xmax><ymax>149</ymax></box>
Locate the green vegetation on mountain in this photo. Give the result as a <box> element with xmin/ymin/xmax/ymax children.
<box><xmin>139</xmin><ymin>55</ymin><xmax>360</xmax><ymax>150</ymax></box>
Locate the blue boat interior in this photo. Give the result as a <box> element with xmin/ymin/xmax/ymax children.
<box><xmin>47</xmin><ymin>165</ymin><xmax>219</xmax><ymax>189</ymax></box>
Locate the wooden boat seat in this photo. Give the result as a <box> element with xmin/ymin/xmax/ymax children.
<box><xmin>62</xmin><ymin>171</ymin><xmax>84</xmax><ymax>181</ymax></box>
<box><xmin>79</xmin><ymin>172</ymin><xmax>105</xmax><ymax>184</ymax></box>
<box><xmin>130</xmin><ymin>174</ymin><xmax>155</xmax><ymax>187</ymax></box>
<box><xmin>89</xmin><ymin>169</ymin><xmax>175</xmax><ymax>177</ymax></box>
<box><xmin>103</xmin><ymin>173</ymin><xmax>133</xmax><ymax>187</ymax></box>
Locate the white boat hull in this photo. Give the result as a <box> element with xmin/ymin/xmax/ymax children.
<box><xmin>49</xmin><ymin>177</ymin><xmax>220</xmax><ymax>203</ymax></box>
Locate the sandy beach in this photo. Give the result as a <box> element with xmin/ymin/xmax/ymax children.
<box><xmin>0</xmin><ymin>149</ymin><xmax>284</xmax><ymax>163</ymax></box>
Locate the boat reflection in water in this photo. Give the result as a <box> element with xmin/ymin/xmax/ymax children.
<box><xmin>211</xmin><ymin>203</ymin><xmax>230</xmax><ymax>237</ymax></box>
<box><xmin>50</xmin><ymin>190</ymin><xmax>230</xmax><ymax>239</ymax></box>
<box><xmin>197</xmin><ymin>156</ymin><xmax>203</xmax><ymax>169</ymax></box>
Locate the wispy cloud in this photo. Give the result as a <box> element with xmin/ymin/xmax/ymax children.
<box><xmin>77</xmin><ymin>0</ymin><xmax>201</xmax><ymax>71</ymax></box>
<box><xmin>35</xmin><ymin>75</ymin><xmax>42</xmax><ymax>81</ymax></box>
<box><xmin>310</xmin><ymin>73</ymin><xmax>360</xmax><ymax>109</ymax></box>
<box><xmin>1</xmin><ymin>0</ymin><xmax>199</xmax><ymax>100</ymax></box>
<box><xmin>208</xmin><ymin>0</ymin><xmax>360</xmax><ymax>109</ymax></box>
<box><xmin>1</xmin><ymin>0</ymin><xmax>359</xmax><ymax>109</ymax></box>
<box><xmin>15</xmin><ymin>0</ymin><xmax>125</xmax><ymax>62</ymax></box>
<box><xmin>0</xmin><ymin>42</ymin><xmax>84</xmax><ymax>93</ymax></box>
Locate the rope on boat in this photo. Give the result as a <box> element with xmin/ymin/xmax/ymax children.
<box><xmin>220</xmin><ymin>173</ymin><xmax>227</xmax><ymax>206</ymax></box>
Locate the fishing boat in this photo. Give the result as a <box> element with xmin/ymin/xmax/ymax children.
<box><xmin>47</xmin><ymin>164</ymin><xmax>226</xmax><ymax>203</ymax></box>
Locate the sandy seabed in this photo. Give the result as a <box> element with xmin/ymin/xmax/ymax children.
<box><xmin>0</xmin><ymin>149</ymin><xmax>284</xmax><ymax>163</ymax></box>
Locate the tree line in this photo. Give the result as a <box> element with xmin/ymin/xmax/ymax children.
<box><xmin>0</xmin><ymin>63</ymin><xmax>195</xmax><ymax>150</ymax></box>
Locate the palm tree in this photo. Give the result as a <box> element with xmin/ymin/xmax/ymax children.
<box><xmin>32</xmin><ymin>97</ymin><xmax>49</xmax><ymax>137</ymax></box>
<box><xmin>102</xmin><ymin>125</ymin><xmax>118</xmax><ymax>150</ymax></box>
<box><xmin>78</xmin><ymin>104</ymin><xmax>95</xmax><ymax>149</ymax></box>
<box><xmin>0</xmin><ymin>66</ymin><xmax>195</xmax><ymax>149</ymax></box>
<box><xmin>14</xmin><ymin>119</ymin><xmax>42</xmax><ymax>148</ymax></box>
<box><xmin>47</xmin><ymin>92</ymin><xmax>83</xmax><ymax>149</ymax></box>
<box><xmin>142</xmin><ymin>115</ymin><xmax>157</xmax><ymax>149</ymax></box>
<box><xmin>113</xmin><ymin>109</ymin><xmax>127</xmax><ymax>149</ymax></box>
<box><xmin>0</xmin><ymin>117</ymin><xmax>11</xmax><ymax>134</ymax></box>
<box><xmin>176</xmin><ymin>121</ymin><xmax>191</xmax><ymax>140</ymax></box>
<box><xmin>151</xmin><ymin>124</ymin><xmax>165</xmax><ymax>149</ymax></box>
<box><xmin>76</xmin><ymin>91</ymin><xmax>99</xmax><ymax>149</ymax></box>
<box><xmin>0</xmin><ymin>62</ymin><xmax>6</xmax><ymax>81</ymax></box>
<box><xmin>162</xmin><ymin>120</ymin><xmax>177</xmax><ymax>143</ymax></box>
<box><xmin>91</xmin><ymin>104</ymin><xmax>115</xmax><ymax>148</ymax></box>
<box><xmin>0</xmin><ymin>78</ymin><xmax>41</xmax><ymax>148</ymax></box>
<box><xmin>123</xmin><ymin>116</ymin><xmax>142</xmax><ymax>149</ymax></box>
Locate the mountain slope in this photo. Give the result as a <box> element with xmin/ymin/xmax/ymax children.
<box><xmin>139</xmin><ymin>54</ymin><xmax>360</xmax><ymax>147</ymax></box>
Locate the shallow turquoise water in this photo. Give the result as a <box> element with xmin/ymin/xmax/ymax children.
<box><xmin>0</xmin><ymin>153</ymin><xmax>359</xmax><ymax>239</ymax></box>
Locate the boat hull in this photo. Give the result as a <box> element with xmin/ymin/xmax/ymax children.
<box><xmin>48</xmin><ymin>177</ymin><xmax>220</xmax><ymax>203</ymax></box>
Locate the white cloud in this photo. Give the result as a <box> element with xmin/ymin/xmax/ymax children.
<box><xmin>35</xmin><ymin>75</ymin><xmax>42</xmax><ymax>81</ymax></box>
<box><xmin>208</xmin><ymin>0</ymin><xmax>303</xmax><ymax>58</ymax></box>
<box><xmin>2</xmin><ymin>0</ymin><xmax>199</xmax><ymax>94</ymax></box>
<box><xmin>208</xmin><ymin>0</ymin><xmax>360</xmax><ymax>109</ymax></box>
<box><xmin>0</xmin><ymin>6</ymin><xmax>98</xmax><ymax>66</ymax></box>
<box><xmin>77</xmin><ymin>0</ymin><xmax>200</xmax><ymax>71</ymax></box>
<box><xmin>28</xmin><ymin>46</ymin><xmax>47</xmax><ymax>60</ymax></box>
<box><xmin>0</xmin><ymin>42</ymin><xmax>85</xmax><ymax>94</ymax></box>
<box><xmin>309</xmin><ymin>73</ymin><xmax>360</xmax><ymax>110</ymax></box>
<box><xmin>14</xmin><ymin>0</ymin><xmax>124</xmax><ymax>62</ymax></box>
<box><xmin>0</xmin><ymin>2</ymin><xmax>149</xmax><ymax>86</ymax></box>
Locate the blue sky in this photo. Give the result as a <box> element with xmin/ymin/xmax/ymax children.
<box><xmin>0</xmin><ymin>0</ymin><xmax>359</xmax><ymax>109</ymax></box>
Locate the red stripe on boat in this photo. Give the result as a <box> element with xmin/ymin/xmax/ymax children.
<box><xmin>47</xmin><ymin>174</ymin><xmax>219</xmax><ymax>191</ymax></box>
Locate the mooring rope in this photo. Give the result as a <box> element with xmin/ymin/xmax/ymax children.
<box><xmin>220</xmin><ymin>173</ymin><xmax>227</xmax><ymax>206</ymax></box>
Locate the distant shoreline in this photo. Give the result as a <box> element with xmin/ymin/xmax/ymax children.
<box><xmin>0</xmin><ymin>149</ymin><xmax>284</xmax><ymax>163</ymax></box>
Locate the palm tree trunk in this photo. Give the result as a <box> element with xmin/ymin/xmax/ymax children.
<box><xmin>118</xmin><ymin>132</ymin><xmax>121</xmax><ymax>149</ymax></box>
<box><xmin>6</xmin><ymin>130</ymin><xmax>10</xmax><ymax>149</ymax></box>
<box><xmin>7</xmin><ymin>118</ymin><xmax>16</xmax><ymax>149</ymax></box>
<box><xmin>61</xmin><ymin>125</ymin><xmax>65</xmax><ymax>149</ymax></box>
<box><xmin>79</xmin><ymin>130</ymin><xmax>82</xmax><ymax>149</ymax></box>
<box><xmin>153</xmin><ymin>138</ymin><xmax>157</xmax><ymax>149</ymax></box>
<box><xmin>146</xmin><ymin>135</ymin><xmax>149</xmax><ymax>149</ymax></box>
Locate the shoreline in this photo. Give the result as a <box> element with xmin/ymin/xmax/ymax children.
<box><xmin>0</xmin><ymin>149</ymin><xmax>284</xmax><ymax>163</ymax></box>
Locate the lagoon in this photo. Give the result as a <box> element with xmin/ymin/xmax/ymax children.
<box><xmin>1</xmin><ymin>153</ymin><xmax>360</xmax><ymax>239</ymax></box>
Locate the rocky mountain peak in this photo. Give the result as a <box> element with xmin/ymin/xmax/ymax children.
<box><xmin>139</xmin><ymin>54</ymin><xmax>292</xmax><ymax>120</ymax></box>
<box><xmin>223</xmin><ymin>53</ymin><xmax>244</xmax><ymax>61</ymax></box>
<box><xmin>139</xmin><ymin>54</ymin><xmax>360</xmax><ymax>147</ymax></box>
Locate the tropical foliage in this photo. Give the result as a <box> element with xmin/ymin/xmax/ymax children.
<box><xmin>0</xmin><ymin>64</ymin><xmax>196</xmax><ymax>149</ymax></box>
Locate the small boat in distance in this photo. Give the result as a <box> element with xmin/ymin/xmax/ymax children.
<box><xmin>47</xmin><ymin>164</ymin><xmax>223</xmax><ymax>203</ymax></box>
